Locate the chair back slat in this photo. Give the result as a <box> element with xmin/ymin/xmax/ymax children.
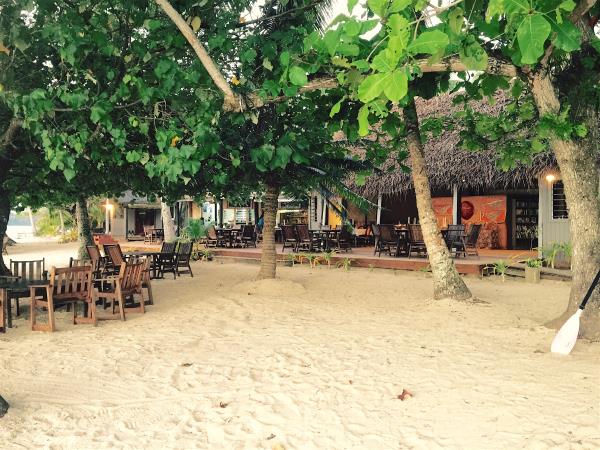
<box><xmin>295</xmin><ymin>224</ymin><xmax>310</xmax><ymax>241</ymax></box>
<box><xmin>371</xmin><ymin>224</ymin><xmax>381</xmax><ymax>238</ymax></box>
<box><xmin>86</xmin><ymin>245</ymin><xmax>101</xmax><ymax>263</ymax></box>
<box><xmin>408</xmin><ymin>224</ymin><xmax>424</xmax><ymax>242</ymax></box>
<box><xmin>281</xmin><ymin>225</ymin><xmax>297</xmax><ymax>241</ymax></box>
<box><xmin>10</xmin><ymin>258</ymin><xmax>45</xmax><ymax>281</ymax></box>
<box><xmin>120</xmin><ymin>261</ymin><xmax>144</xmax><ymax>292</ymax></box>
<box><xmin>379</xmin><ymin>225</ymin><xmax>396</xmax><ymax>241</ymax></box>
<box><xmin>206</xmin><ymin>226</ymin><xmax>218</xmax><ymax>240</ymax></box>
<box><xmin>241</xmin><ymin>224</ymin><xmax>254</xmax><ymax>239</ymax></box>
<box><xmin>161</xmin><ymin>241</ymin><xmax>177</xmax><ymax>254</ymax></box>
<box><xmin>177</xmin><ymin>242</ymin><xmax>193</xmax><ymax>264</ymax></box>
<box><xmin>105</xmin><ymin>244</ymin><xmax>124</xmax><ymax>266</ymax></box>
<box><xmin>466</xmin><ymin>224</ymin><xmax>482</xmax><ymax>247</ymax></box>
<box><xmin>49</xmin><ymin>265</ymin><xmax>93</xmax><ymax>300</ymax></box>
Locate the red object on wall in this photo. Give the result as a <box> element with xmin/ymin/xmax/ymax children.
<box><xmin>460</xmin><ymin>201</ymin><xmax>474</xmax><ymax>220</ymax></box>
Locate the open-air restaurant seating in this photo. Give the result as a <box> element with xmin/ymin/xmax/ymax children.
<box><xmin>0</xmin><ymin>240</ymin><xmax>197</xmax><ymax>334</ymax></box>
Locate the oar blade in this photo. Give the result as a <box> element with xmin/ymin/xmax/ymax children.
<box><xmin>551</xmin><ymin>309</ymin><xmax>582</xmax><ymax>355</ymax></box>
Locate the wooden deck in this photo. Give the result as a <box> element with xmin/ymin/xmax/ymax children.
<box><xmin>117</xmin><ymin>239</ymin><xmax>541</xmax><ymax>277</ymax></box>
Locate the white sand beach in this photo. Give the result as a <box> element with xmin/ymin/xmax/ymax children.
<box><xmin>0</xmin><ymin>253</ymin><xmax>599</xmax><ymax>449</ymax></box>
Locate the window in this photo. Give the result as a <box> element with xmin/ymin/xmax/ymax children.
<box><xmin>552</xmin><ymin>181</ymin><xmax>569</xmax><ymax>219</ymax></box>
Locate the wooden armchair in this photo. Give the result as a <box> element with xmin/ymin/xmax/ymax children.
<box><xmin>104</xmin><ymin>244</ymin><xmax>125</xmax><ymax>274</ymax></box>
<box><xmin>143</xmin><ymin>225</ymin><xmax>155</xmax><ymax>243</ymax></box>
<box><xmin>30</xmin><ymin>266</ymin><xmax>97</xmax><ymax>332</ymax></box>
<box><xmin>8</xmin><ymin>258</ymin><xmax>46</xmax><ymax>320</ymax></box>
<box><xmin>238</xmin><ymin>224</ymin><xmax>257</xmax><ymax>248</ymax></box>
<box><xmin>295</xmin><ymin>224</ymin><xmax>320</xmax><ymax>252</ymax></box>
<box><xmin>376</xmin><ymin>225</ymin><xmax>398</xmax><ymax>257</ymax></box>
<box><xmin>96</xmin><ymin>261</ymin><xmax>145</xmax><ymax>321</ymax></box>
<box><xmin>465</xmin><ymin>224</ymin><xmax>482</xmax><ymax>258</ymax></box>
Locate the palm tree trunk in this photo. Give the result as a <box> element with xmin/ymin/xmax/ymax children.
<box><xmin>0</xmin><ymin>189</ymin><xmax>11</xmax><ymax>275</ymax></box>
<box><xmin>161</xmin><ymin>201</ymin><xmax>177</xmax><ymax>243</ymax></box>
<box><xmin>405</xmin><ymin>102</ymin><xmax>472</xmax><ymax>301</ymax></box>
<box><xmin>76</xmin><ymin>197</ymin><xmax>95</xmax><ymax>260</ymax></box>
<box><xmin>530</xmin><ymin>73</ymin><xmax>600</xmax><ymax>340</ymax></box>
<box><xmin>257</xmin><ymin>181</ymin><xmax>280</xmax><ymax>280</ymax></box>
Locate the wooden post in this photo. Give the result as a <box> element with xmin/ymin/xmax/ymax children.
<box><xmin>376</xmin><ymin>193</ymin><xmax>382</xmax><ymax>225</ymax></box>
<box><xmin>452</xmin><ymin>184</ymin><xmax>459</xmax><ymax>225</ymax></box>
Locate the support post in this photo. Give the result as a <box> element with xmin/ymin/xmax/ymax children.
<box><xmin>376</xmin><ymin>193</ymin><xmax>382</xmax><ymax>225</ymax></box>
<box><xmin>452</xmin><ymin>184</ymin><xmax>459</xmax><ymax>225</ymax></box>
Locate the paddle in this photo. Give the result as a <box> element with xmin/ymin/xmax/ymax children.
<box><xmin>551</xmin><ymin>269</ymin><xmax>600</xmax><ymax>355</ymax></box>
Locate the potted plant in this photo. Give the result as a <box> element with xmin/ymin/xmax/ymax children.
<box><xmin>201</xmin><ymin>249</ymin><xmax>214</xmax><ymax>261</ymax></box>
<box><xmin>525</xmin><ymin>258</ymin><xmax>542</xmax><ymax>283</ymax></box>
<box><xmin>284</xmin><ymin>253</ymin><xmax>296</xmax><ymax>267</ymax></box>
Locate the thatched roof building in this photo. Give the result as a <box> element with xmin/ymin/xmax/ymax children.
<box><xmin>353</xmin><ymin>94</ymin><xmax>556</xmax><ymax>199</ymax></box>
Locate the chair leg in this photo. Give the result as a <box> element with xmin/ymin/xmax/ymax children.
<box><xmin>47</xmin><ymin>292</ymin><xmax>56</xmax><ymax>332</ymax></box>
<box><xmin>29</xmin><ymin>288</ymin><xmax>37</xmax><ymax>330</ymax></box>
<box><xmin>15</xmin><ymin>298</ymin><xmax>19</xmax><ymax>316</ymax></box>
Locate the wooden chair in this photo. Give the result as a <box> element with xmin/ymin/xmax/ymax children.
<box><xmin>143</xmin><ymin>225</ymin><xmax>155</xmax><ymax>243</ymax></box>
<box><xmin>408</xmin><ymin>224</ymin><xmax>427</xmax><ymax>258</ymax></box>
<box><xmin>334</xmin><ymin>227</ymin><xmax>353</xmax><ymax>252</ymax></box>
<box><xmin>281</xmin><ymin>225</ymin><xmax>298</xmax><ymax>252</ymax></box>
<box><xmin>465</xmin><ymin>224</ymin><xmax>482</xmax><ymax>258</ymax></box>
<box><xmin>8</xmin><ymin>258</ymin><xmax>46</xmax><ymax>319</ymax></box>
<box><xmin>238</xmin><ymin>224</ymin><xmax>257</xmax><ymax>248</ymax></box>
<box><xmin>371</xmin><ymin>224</ymin><xmax>381</xmax><ymax>255</ymax></box>
<box><xmin>104</xmin><ymin>244</ymin><xmax>125</xmax><ymax>274</ymax></box>
<box><xmin>96</xmin><ymin>261</ymin><xmax>145</xmax><ymax>321</ymax></box>
<box><xmin>295</xmin><ymin>224</ymin><xmax>320</xmax><ymax>252</ymax></box>
<box><xmin>444</xmin><ymin>224</ymin><xmax>467</xmax><ymax>258</ymax></box>
<box><xmin>158</xmin><ymin>241</ymin><xmax>178</xmax><ymax>279</ymax></box>
<box><xmin>176</xmin><ymin>242</ymin><xmax>194</xmax><ymax>277</ymax></box>
<box><xmin>205</xmin><ymin>226</ymin><xmax>219</xmax><ymax>247</ymax></box>
<box><xmin>376</xmin><ymin>225</ymin><xmax>398</xmax><ymax>257</ymax></box>
<box><xmin>30</xmin><ymin>266</ymin><xmax>97</xmax><ymax>332</ymax></box>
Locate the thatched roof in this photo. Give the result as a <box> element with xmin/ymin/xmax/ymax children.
<box><xmin>352</xmin><ymin>93</ymin><xmax>556</xmax><ymax>199</ymax></box>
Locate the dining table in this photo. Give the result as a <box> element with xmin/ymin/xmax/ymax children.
<box><xmin>123</xmin><ymin>251</ymin><xmax>169</xmax><ymax>279</ymax></box>
<box><xmin>0</xmin><ymin>277</ymin><xmax>49</xmax><ymax>332</ymax></box>
<box><xmin>311</xmin><ymin>229</ymin><xmax>340</xmax><ymax>251</ymax></box>
<box><xmin>215</xmin><ymin>228</ymin><xmax>242</xmax><ymax>247</ymax></box>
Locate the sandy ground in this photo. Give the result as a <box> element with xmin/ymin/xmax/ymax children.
<box><xmin>0</xmin><ymin>247</ymin><xmax>599</xmax><ymax>449</ymax></box>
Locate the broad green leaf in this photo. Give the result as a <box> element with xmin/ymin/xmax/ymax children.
<box><xmin>280</xmin><ymin>51</ymin><xmax>290</xmax><ymax>66</ymax></box>
<box><xmin>448</xmin><ymin>8</ymin><xmax>464</xmax><ymax>34</ymax></box>
<box><xmin>289</xmin><ymin>66</ymin><xmax>308</xmax><ymax>86</ymax></box>
<box><xmin>357</xmin><ymin>73</ymin><xmax>387</xmax><ymax>102</ymax></box>
<box><xmin>271</xmin><ymin>145</ymin><xmax>293</xmax><ymax>169</ymax></box>
<box><xmin>323</xmin><ymin>30</ymin><xmax>341</xmax><ymax>55</ymax></box>
<box><xmin>348</xmin><ymin>0</ymin><xmax>359</xmax><ymax>13</ymax></box>
<box><xmin>459</xmin><ymin>40</ymin><xmax>488</xmax><ymax>70</ymax></box>
<box><xmin>551</xmin><ymin>21</ymin><xmax>581</xmax><ymax>52</ymax></box>
<box><xmin>383</xmin><ymin>70</ymin><xmax>408</xmax><ymax>102</ymax></box>
<box><xmin>387</xmin><ymin>14</ymin><xmax>410</xmax><ymax>40</ymax></box>
<box><xmin>389</xmin><ymin>0</ymin><xmax>411</xmax><ymax>13</ymax></box>
<box><xmin>344</xmin><ymin>20</ymin><xmax>362</xmax><ymax>36</ymax></box>
<box><xmin>485</xmin><ymin>0</ymin><xmax>503</xmax><ymax>23</ymax></box>
<box><xmin>367</xmin><ymin>0</ymin><xmax>387</xmax><ymax>17</ymax></box>
<box><xmin>338</xmin><ymin>43</ymin><xmax>360</xmax><ymax>56</ymax></box>
<box><xmin>361</xmin><ymin>19</ymin><xmax>379</xmax><ymax>34</ymax></box>
<box><xmin>408</xmin><ymin>30</ymin><xmax>449</xmax><ymax>55</ymax></box>
<box><xmin>558</xmin><ymin>0</ymin><xmax>576</xmax><ymax>11</ymax></box>
<box><xmin>262</xmin><ymin>57</ymin><xmax>273</xmax><ymax>71</ymax></box>
<box><xmin>241</xmin><ymin>48</ymin><xmax>257</xmax><ymax>63</ymax></box>
<box><xmin>63</xmin><ymin>168</ymin><xmax>76</xmax><ymax>181</ymax></box>
<box><xmin>191</xmin><ymin>16</ymin><xmax>201</xmax><ymax>32</ymax></box>
<box><xmin>517</xmin><ymin>14</ymin><xmax>551</xmax><ymax>64</ymax></box>
<box><xmin>330</xmin><ymin>98</ymin><xmax>344</xmax><ymax>117</ymax></box>
<box><xmin>371</xmin><ymin>50</ymin><xmax>398</xmax><ymax>72</ymax></box>
<box><xmin>358</xmin><ymin>105</ymin><xmax>370</xmax><ymax>136</ymax></box>
<box><xmin>504</xmin><ymin>0</ymin><xmax>529</xmax><ymax>15</ymax></box>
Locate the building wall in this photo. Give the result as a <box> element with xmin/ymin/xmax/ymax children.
<box><xmin>538</xmin><ymin>176</ymin><xmax>570</xmax><ymax>249</ymax></box>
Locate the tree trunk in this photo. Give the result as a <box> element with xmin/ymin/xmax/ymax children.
<box><xmin>76</xmin><ymin>197</ymin><xmax>95</xmax><ymax>260</ymax></box>
<box><xmin>257</xmin><ymin>181</ymin><xmax>280</xmax><ymax>280</ymax></box>
<box><xmin>405</xmin><ymin>102</ymin><xmax>473</xmax><ymax>301</ymax></box>
<box><xmin>27</xmin><ymin>207</ymin><xmax>36</xmax><ymax>236</ymax></box>
<box><xmin>58</xmin><ymin>210</ymin><xmax>65</xmax><ymax>234</ymax></box>
<box><xmin>0</xmin><ymin>189</ymin><xmax>11</xmax><ymax>276</ymax></box>
<box><xmin>530</xmin><ymin>73</ymin><xmax>600</xmax><ymax>340</ymax></box>
<box><xmin>161</xmin><ymin>201</ymin><xmax>177</xmax><ymax>243</ymax></box>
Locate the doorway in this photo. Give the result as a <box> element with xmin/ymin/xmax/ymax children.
<box><xmin>134</xmin><ymin>209</ymin><xmax>156</xmax><ymax>235</ymax></box>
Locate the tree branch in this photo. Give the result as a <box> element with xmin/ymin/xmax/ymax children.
<box><xmin>154</xmin><ymin>0</ymin><xmax>241</xmax><ymax>111</ymax></box>
<box><xmin>0</xmin><ymin>119</ymin><xmax>22</xmax><ymax>157</ymax></box>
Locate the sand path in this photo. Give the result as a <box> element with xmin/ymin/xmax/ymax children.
<box><xmin>0</xmin><ymin>260</ymin><xmax>598</xmax><ymax>449</ymax></box>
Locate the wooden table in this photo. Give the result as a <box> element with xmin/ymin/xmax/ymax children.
<box><xmin>312</xmin><ymin>229</ymin><xmax>340</xmax><ymax>251</ymax></box>
<box><xmin>0</xmin><ymin>278</ymin><xmax>49</xmax><ymax>332</ymax></box>
<box><xmin>123</xmin><ymin>251</ymin><xmax>168</xmax><ymax>279</ymax></box>
<box><xmin>215</xmin><ymin>228</ymin><xmax>241</xmax><ymax>247</ymax></box>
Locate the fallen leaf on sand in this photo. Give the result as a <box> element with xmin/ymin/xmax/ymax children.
<box><xmin>348</xmin><ymin>380</ymin><xmax>353</xmax><ymax>384</ymax></box>
<box><xmin>181</xmin><ymin>363</ymin><xmax>193</xmax><ymax>367</ymax></box>
<box><xmin>219</xmin><ymin>401</ymin><xmax>229</xmax><ymax>408</ymax></box>
<box><xmin>397</xmin><ymin>389</ymin><xmax>413</xmax><ymax>401</ymax></box>
<box><xmin>266</xmin><ymin>433</ymin><xmax>276</xmax><ymax>440</ymax></box>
